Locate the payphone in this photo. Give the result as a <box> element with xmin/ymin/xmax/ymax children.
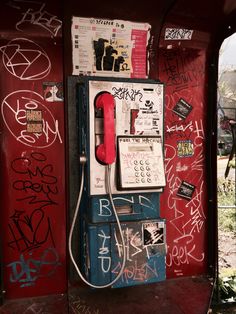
<box><xmin>69</xmin><ymin>77</ymin><xmax>166</xmax><ymax>288</ymax></box>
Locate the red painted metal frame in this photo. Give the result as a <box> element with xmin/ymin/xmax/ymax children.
<box><xmin>0</xmin><ymin>2</ymin><xmax>67</xmax><ymax>298</ymax></box>
<box><xmin>0</xmin><ymin>0</ymin><xmax>236</xmax><ymax>303</ymax></box>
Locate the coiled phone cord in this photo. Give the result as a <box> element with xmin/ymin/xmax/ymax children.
<box><xmin>68</xmin><ymin>159</ymin><xmax>126</xmax><ymax>288</ymax></box>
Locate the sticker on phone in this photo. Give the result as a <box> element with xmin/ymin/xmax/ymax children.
<box><xmin>143</xmin><ymin>221</ymin><xmax>164</xmax><ymax>246</ymax></box>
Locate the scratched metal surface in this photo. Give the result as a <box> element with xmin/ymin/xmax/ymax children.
<box><xmin>0</xmin><ymin>276</ymin><xmax>213</xmax><ymax>314</ymax></box>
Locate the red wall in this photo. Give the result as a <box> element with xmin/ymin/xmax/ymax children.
<box><xmin>0</xmin><ymin>0</ymin><xmax>219</xmax><ymax>299</ymax></box>
<box><xmin>158</xmin><ymin>24</ymin><xmax>210</xmax><ymax>278</ymax></box>
<box><xmin>0</xmin><ymin>2</ymin><xmax>67</xmax><ymax>298</ymax></box>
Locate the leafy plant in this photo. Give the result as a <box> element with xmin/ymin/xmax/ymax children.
<box><xmin>217</xmin><ymin>269</ymin><xmax>236</xmax><ymax>302</ymax></box>
<box><xmin>217</xmin><ymin>178</ymin><xmax>236</xmax><ymax>233</ymax></box>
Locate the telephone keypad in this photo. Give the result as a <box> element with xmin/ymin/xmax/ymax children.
<box><xmin>132</xmin><ymin>159</ymin><xmax>152</xmax><ymax>184</ymax></box>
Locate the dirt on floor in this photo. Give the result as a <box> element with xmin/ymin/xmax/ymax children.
<box><xmin>218</xmin><ymin>230</ymin><xmax>236</xmax><ymax>270</ymax></box>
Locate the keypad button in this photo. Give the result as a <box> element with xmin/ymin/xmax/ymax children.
<box><xmin>145</xmin><ymin>160</ymin><xmax>150</xmax><ymax>165</ymax></box>
<box><xmin>136</xmin><ymin>178</ymin><xmax>140</xmax><ymax>183</ymax></box>
<box><xmin>134</xmin><ymin>166</ymin><xmax>139</xmax><ymax>171</ymax></box>
<box><xmin>146</xmin><ymin>166</ymin><xmax>150</xmax><ymax>171</ymax></box>
<box><xmin>134</xmin><ymin>160</ymin><xmax>138</xmax><ymax>165</ymax></box>
<box><xmin>140</xmin><ymin>166</ymin><xmax>144</xmax><ymax>171</ymax></box>
<box><xmin>140</xmin><ymin>160</ymin><xmax>144</xmax><ymax>165</ymax></box>
<box><xmin>147</xmin><ymin>178</ymin><xmax>152</xmax><ymax>183</ymax></box>
<box><xmin>141</xmin><ymin>178</ymin><xmax>145</xmax><ymax>183</ymax></box>
<box><xmin>135</xmin><ymin>172</ymin><xmax>140</xmax><ymax>177</ymax></box>
<box><xmin>141</xmin><ymin>172</ymin><xmax>145</xmax><ymax>177</ymax></box>
<box><xmin>146</xmin><ymin>172</ymin><xmax>151</xmax><ymax>177</ymax></box>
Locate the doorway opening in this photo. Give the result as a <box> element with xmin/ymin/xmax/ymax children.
<box><xmin>216</xmin><ymin>32</ymin><xmax>236</xmax><ymax>306</ymax></box>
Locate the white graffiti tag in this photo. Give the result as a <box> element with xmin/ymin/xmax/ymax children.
<box><xmin>16</xmin><ymin>3</ymin><xmax>62</xmax><ymax>36</ymax></box>
<box><xmin>0</xmin><ymin>38</ymin><xmax>51</xmax><ymax>80</ymax></box>
<box><xmin>1</xmin><ymin>90</ymin><xmax>62</xmax><ymax>148</ymax></box>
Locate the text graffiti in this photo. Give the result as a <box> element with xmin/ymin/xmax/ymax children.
<box><xmin>8</xmin><ymin>152</ymin><xmax>58</xmax><ymax>253</ymax></box>
<box><xmin>165</xmin><ymin>28</ymin><xmax>193</xmax><ymax>40</ymax></box>
<box><xmin>112</xmin><ymin>261</ymin><xmax>158</xmax><ymax>284</ymax></box>
<box><xmin>11</xmin><ymin>152</ymin><xmax>58</xmax><ymax>207</ymax></box>
<box><xmin>112</xmin><ymin>87</ymin><xmax>143</xmax><ymax>102</ymax></box>
<box><xmin>1</xmin><ymin>90</ymin><xmax>62</xmax><ymax>148</ymax></box>
<box><xmin>162</xmin><ymin>49</ymin><xmax>204</xmax><ymax>91</ymax></box>
<box><xmin>7</xmin><ymin>248</ymin><xmax>61</xmax><ymax>288</ymax></box>
<box><xmin>98</xmin><ymin>230</ymin><xmax>111</xmax><ymax>273</ymax></box>
<box><xmin>16</xmin><ymin>3</ymin><xmax>62</xmax><ymax>37</ymax></box>
<box><xmin>98</xmin><ymin>195</ymin><xmax>155</xmax><ymax>217</ymax></box>
<box><xmin>8</xmin><ymin>209</ymin><xmax>55</xmax><ymax>253</ymax></box>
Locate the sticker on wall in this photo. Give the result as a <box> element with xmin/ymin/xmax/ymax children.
<box><xmin>71</xmin><ymin>16</ymin><xmax>151</xmax><ymax>78</ymax></box>
<box><xmin>26</xmin><ymin>110</ymin><xmax>43</xmax><ymax>133</ymax></box>
<box><xmin>172</xmin><ymin>98</ymin><xmax>192</xmax><ymax>119</ymax></box>
<box><xmin>1</xmin><ymin>90</ymin><xmax>62</xmax><ymax>148</ymax></box>
<box><xmin>126</xmin><ymin>87</ymin><xmax>163</xmax><ymax>135</ymax></box>
<box><xmin>176</xmin><ymin>181</ymin><xmax>196</xmax><ymax>200</ymax></box>
<box><xmin>43</xmin><ymin>82</ymin><xmax>63</xmax><ymax>102</ymax></box>
<box><xmin>177</xmin><ymin>140</ymin><xmax>194</xmax><ymax>157</ymax></box>
<box><xmin>143</xmin><ymin>221</ymin><xmax>164</xmax><ymax>246</ymax></box>
<box><xmin>165</xmin><ymin>28</ymin><xmax>193</xmax><ymax>40</ymax></box>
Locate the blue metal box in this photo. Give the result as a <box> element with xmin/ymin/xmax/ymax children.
<box><xmin>81</xmin><ymin>219</ymin><xmax>166</xmax><ymax>288</ymax></box>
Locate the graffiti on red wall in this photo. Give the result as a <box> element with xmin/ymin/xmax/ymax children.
<box><xmin>159</xmin><ymin>45</ymin><xmax>207</xmax><ymax>278</ymax></box>
<box><xmin>1</xmin><ymin>90</ymin><xmax>62</xmax><ymax>148</ymax></box>
<box><xmin>162</xmin><ymin>49</ymin><xmax>205</xmax><ymax>91</ymax></box>
<box><xmin>0</xmin><ymin>1</ymin><xmax>65</xmax><ymax>297</ymax></box>
<box><xmin>0</xmin><ymin>38</ymin><xmax>51</xmax><ymax>80</ymax></box>
<box><xmin>7</xmin><ymin>1</ymin><xmax>62</xmax><ymax>37</ymax></box>
<box><xmin>7</xmin><ymin>247</ymin><xmax>61</xmax><ymax>288</ymax></box>
<box><xmin>8</xmin><ymin>152</ymin><xmax>57</xmax><ymax>253</ymax></box>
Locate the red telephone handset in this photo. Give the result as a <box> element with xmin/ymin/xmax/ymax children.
<box><xmin>95</xmin><ymin>92</ymin><xmax>116</xmax><ymax>165</ymax></box>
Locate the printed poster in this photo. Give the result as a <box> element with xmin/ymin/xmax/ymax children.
<box><xmin>71</xmin><ymin>17</ymin><xmax>151</xmax><ymax>78</ymax></box>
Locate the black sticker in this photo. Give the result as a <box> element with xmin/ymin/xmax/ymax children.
<box><xmin>177</xmin><ymin>181</ymin><xmax>195</xmax><ymax>200</ymax></box>
<box><xmin>143</xmin><ymin>222</ymin><xmax>164</xmax><ymax>246</ymax></box>
<box><xmin>172</xmin><ymin>98</ymin><xmax>192</xmax><ymax>119</ymax></box>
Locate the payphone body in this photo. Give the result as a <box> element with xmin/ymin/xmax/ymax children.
<box><xmin>75</xmin><ymin>77</ymin><xmax>166</xmax><ymax>287</ymax></box>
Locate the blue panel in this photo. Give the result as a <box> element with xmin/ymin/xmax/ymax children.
<box><xmin>82</xmin><ymin>219</ymin><xmax>166</xmax><ymax>288</ymax></box>
<box><xmin>110</xmin><ymin>219</ymin><xmax>166</xmax><ymax>288</ymax></box>
<box><xmin>83</xmin><ymin>223</ymin><xmax>112</xmax><ymax>286</ymax></box>
<box><xmin>87</xmin><ymin>193</ymin><xmax>160</xmax><ymax>223</ymax></box>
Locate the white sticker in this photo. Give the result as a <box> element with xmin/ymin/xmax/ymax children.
<box><xmin>165</xmin><ymin>28</ymin><xmax>193</xmax><ymax>40</ymax></box>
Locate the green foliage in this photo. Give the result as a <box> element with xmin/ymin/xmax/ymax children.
<box><xmin>217</xmin><ymin>269</ymin><xmax>236</xmax><ymax>302</ymax></box>
<box><xmin>229</xmin><ymin>158</ymin><xmax>236</xmax><ymax>168</ymax></box>
<box><xmin>218</xmin><ymin>178</ymin><xmax>236</xmax><ymax>233</ymax></box>
<box><xmin>218</xmin><ymin>207</ymin><xmax>236</xmax><ymax>233</ymax></box>
<box><xmin>216</xmin><ymin>178</ymin><xmax>236</xmax><ymax>303</ymax></box>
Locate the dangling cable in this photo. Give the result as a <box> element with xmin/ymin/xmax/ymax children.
<box><xmin>68</xmin><ymin>158</ymin><xmax>126</xmax><ymax>288</ymax></box>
